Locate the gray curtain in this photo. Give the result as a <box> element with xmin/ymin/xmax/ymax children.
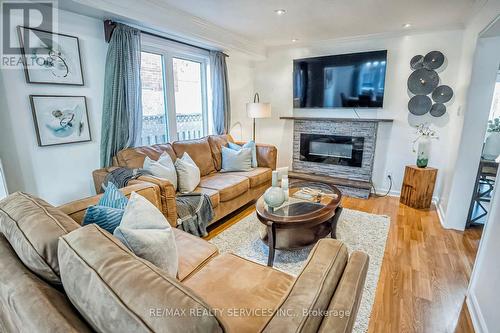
<box><xmin>100</xmin><ymin>23</ymin><xmax>142</xmax><ymax>167</ymax></box>
<box><xmin>210</xmin><ymin>51</ymin><xmax>231</xmax><ymax>135</ymax></box>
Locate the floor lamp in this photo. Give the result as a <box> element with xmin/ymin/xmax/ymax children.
<box><xmin>246</xmin><ymin>93</ymin><xmax>271</xmax><ymax>141</ymax></box>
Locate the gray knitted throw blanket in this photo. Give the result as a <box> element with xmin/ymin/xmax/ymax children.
<box><xmin>101</xmin><ymin>167</ymin><xmax>151</xmax><ymax>192</ymax></box>
<box><xmin>176</xmin><ymin>193</ymin><xmax>214</xmax><ymax>237</ymax></box>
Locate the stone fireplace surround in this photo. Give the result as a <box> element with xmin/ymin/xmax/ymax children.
<box><xmin>281</xmin><ymin>117</ymin><xmax>393</xmax><ymax>198</ymax></box>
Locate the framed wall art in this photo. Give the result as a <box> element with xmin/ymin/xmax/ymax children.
<box><xmin>29</xmin><ymin>95</ymin><xmax>91</xmax><ymax>146</ymax></box>
<box><xmin>18</xmin><ymin>26</ymin><xmax>84</xmax><ymax>85</ymax></box>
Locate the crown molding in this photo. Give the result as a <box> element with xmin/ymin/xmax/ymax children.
<box><xmin>64</xmin><ymin>0</ymin><xmax>266</xmax><ymax>59</ymax></box>
<box><xmin>267</xmin><ymin>24</ymin><xmax>466</xmax><ymax>52</ymax></box>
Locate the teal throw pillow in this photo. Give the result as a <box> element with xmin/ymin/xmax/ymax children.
<box><xmin>98</xmin><ymin>182</ymin><xmax>128</xmax><ymax>209</ymax></box>
<box><xmin>82</xmin><ymin>206</ymin><xmax>124</xmax><ymax>233</ymax></box>
<box><xmin>82</xmin><ymin>182</ymin><xmax>129</xmax><ymax>233</ymax></box>
<box><xmin>228</xmin><ymin>141</ymin><xmax>257</xmax><ymax>168</ymax></box>
<box><xmin>221</xmin><ymin>146</ymin><xmax>253</xmax><ymax>172</ymax></box>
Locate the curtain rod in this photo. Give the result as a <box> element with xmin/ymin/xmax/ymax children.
<box><xmin>103</xmin><ymin>20</ymin><xmax>229</xmax><ymax>57</ymax></box>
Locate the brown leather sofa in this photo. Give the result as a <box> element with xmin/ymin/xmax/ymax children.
<box><xmin>0</xmin><ymin>185</ymin><xmax>369</xmax><ymax>333</ymax></box>
<box><xmin>92</xmin><ymin>134</ymin><xmax>277</xmax><ymax>227</ymax></box>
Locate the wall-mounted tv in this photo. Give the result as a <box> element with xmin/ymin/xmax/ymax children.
<box><xmin>293</xmin><ymin>50</ymin><xmax>387</xmax><ymax>108</ymax></box>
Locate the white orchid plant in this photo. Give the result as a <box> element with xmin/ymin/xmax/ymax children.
<box><xmin>412</xmin><ymin>123</ymin><xmax>439</xmax><ymax>153</ymax></box>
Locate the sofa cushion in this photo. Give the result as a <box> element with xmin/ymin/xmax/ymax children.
<box><xmin>115</xmin><ymin>143</ymin><xmax>177</xmax><ymax>168</ymax></box>
<box><xmin>172</xmin><ymin>137</ymin><xmax>217</xmax><ymax>176</ymax></box>
<box><xmin>0</xmin><ymin>192</ymin><xmax>80</xmax><ymax>285</ymax></box>
<box><xmin>173</xmin><ymin>228</ymin><xmax>218</xmax><ymax>281</ymax></box>
<box><xmin>207</xmin><ymin>134</ymin><xmax>233</xmax><ymax>171</ymax></box>
<box><xmin>0</xmin><ymin>235</ymin><xmax>93</xmax><ymax>333</ymax></box>
<box><xmin>192</xmin><ymin>187</ymin><xmax>220</xmax><ymax>208</ymax></box>
<box><xmin>58</xmin><ymin>224</ymin><xmax>225</xmax><ymax>333</ymax></box>
<box><xmin>199</xmin><ymin>174</ymin><xmax>250</xmax><ymax>202</ymax></box>
<box><xmin>226</xmin><ymin>167</ymin><xmax>272</xmax><ymax>188</ymax></box>
<box><xmin>182</xmin><ymin>253</ymin><xmax>295</xmax><ymax>333</ymax></box>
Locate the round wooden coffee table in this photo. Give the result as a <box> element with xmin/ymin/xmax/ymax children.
<box><xmin>256</xmin><ymin>181</ymin><xmax>343</xmax><ymax>266</ymax></box>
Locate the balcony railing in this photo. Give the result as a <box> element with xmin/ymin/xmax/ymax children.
<box><xmin>141</xmin><ymin>114</ymin><xmax>203</xmax><ymax>145</ymax></box>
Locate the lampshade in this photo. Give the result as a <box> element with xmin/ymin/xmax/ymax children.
<box><xmin>246</xmin><ymin>102</ymin><xmax>271</xmax><ymax>119</ymax></box>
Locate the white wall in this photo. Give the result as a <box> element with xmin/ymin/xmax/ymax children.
<box><xmin>226</xmin><ymin>56</ymin><xmax>255</xmax><ymax>141</ymax></box>
<box><xmin>467</xmin><ymin>166</ymin><xmax>500</xmax><ymax>333</ymax></box>
<box><xmin>444</xmin><ymin>35</ymin><xmax>500</xmax><ymax>230</ymax></box>
<box><xmin>0</xmin><ymin>9</ymin><xmax>107</xmax><ymax>205</ymax></box>
<box><xmin>249</xmin><ymin>30</ymin><xmax>466</xmax><ymax>204</ymax></box>
<box><xmin>0</xmin><ymin>8</ymin><xmax>257</xmax><ymax>206</ymax></box>
<box><xmin>442</xmin><ymin>2</ymin><xmax>500</xmax><ymax>230</ymax></box>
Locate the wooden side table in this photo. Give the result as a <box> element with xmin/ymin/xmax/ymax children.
<box><xmin>400</xmin><ymin>165</ymin><xmax>437</xmax><ymax>209</ymax></box>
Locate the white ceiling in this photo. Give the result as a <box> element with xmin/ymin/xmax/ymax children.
<box><xmin>159</xmin><ymin>0</ymin><xmax>484</xmax><ymax>46</ymax></box>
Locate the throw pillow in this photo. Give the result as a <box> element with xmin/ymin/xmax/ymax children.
<box><xmin>228</xmin><ymin>141</ymin><xmax>257</xmax><ymax>168</ymax></box>
<box><xmin>82</xmin><ymin>206</ymin><xmax>124</xmax><ymax>234</ymax></box>
<box><xmin>98</xmin><ymin>182</ymin><xmax>128</xmax><ymax>209</ymax></box>
<box><xmin>113</xmin><ymin>192</ymin><xmax>178</xmax><ymax>277</ymax></box>
<box><xmin>82</xmin><ymin>182</ymin><xmax>128</xmax><ymax>233</ymax></box>
<box><xmin>175</xmin><ymin>152</ymin><xmax>201</xmax><ymax>193</ymax></box>
<box><xmin>143</xmin><ymin>153</ymin><xmax>178</xmax><ymax>191</ymax></box>
<box><xmin>221</xmin><ymin>146</ymin><xmax>253</xmax><ymax>172</ymax></box>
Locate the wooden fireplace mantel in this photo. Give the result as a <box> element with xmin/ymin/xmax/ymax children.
<box><xmin>280</xmin><ymin>116</ymin><xmax>394</xmax><ymax>123</ymax></box>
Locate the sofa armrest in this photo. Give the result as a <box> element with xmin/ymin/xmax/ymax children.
<box><xmin>318</xmin><ymin>251</ymin><xmax>369</xmax><ymax>333</ymax></box>
<box><xmin>235</xmin><ymin>141</ymin><xmax>277</xmax><ymax>170</ymax></box>
<box><xmin>262</xmin><ymin>239</ymin><xmax>365</xmax><ymax>333</ymax></box>
<box><xmin>58</xmin><ymin>183</ymin><xmax>162</xmax><ymax>225</ymax></box>
<box><xmin>135</xmin><ymin>175</ymin><xmax>177</xmax><ymax>227</ymax></box>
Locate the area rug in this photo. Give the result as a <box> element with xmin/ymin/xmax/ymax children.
<box><xmin>209</xmin><ymin>208</ymin><xmax>390</xmax><ymax>333</ymax></box>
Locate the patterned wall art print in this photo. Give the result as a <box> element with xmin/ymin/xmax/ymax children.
<box><xmin>18</xmin><ymin>26</ymin><xmax>84</xmax><ymax>85</ymax></box>
<box><xmin>29</xmin><ymin>95</ymin><xmax>91</xmax><ymax>146</ymax></box>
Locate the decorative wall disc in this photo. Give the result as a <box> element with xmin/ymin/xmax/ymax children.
<box><xmin>407</xmin><ymin>68</ymin><xmax>439</xmax><ymax>95</ymax></box>
<box><xmin>408</xmin><ymin>95</ymin><xmax>432</xmax><ymax>115</ymax></box>
<box><xmin>410</xmin><ymin>55</ymin><xmax>424</xmax><ymax>70</ymax></box>
<box><xmin>432</xmin><ymin>85</ymin><xmax>453</xmax><ymax>103</ymax></box>
<box><xmin>423</xmin><ymin>51</ymin><xmax>445</xmax><ymax>70</ymax></box>
<box><xmin>430</xmin><ymin>103</ymin><xmax>446</xmax><ymax>117</ymax></box>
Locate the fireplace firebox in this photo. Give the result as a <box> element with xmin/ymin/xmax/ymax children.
<box><xmin>299</xmin><ymin>134</ymin><xmax>364</xmax><ymax>167</ymax></box>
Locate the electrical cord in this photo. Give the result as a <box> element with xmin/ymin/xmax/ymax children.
<box><xmin>370</xmin><ymin>175</ymin><xmax>393</xmax><ymax>197</ymax></box>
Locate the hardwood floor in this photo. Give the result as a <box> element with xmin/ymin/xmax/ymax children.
<box><xmin>205</xmin><ymin>195</ymin><xmax>483</xmax><ymax>333</ymax></box>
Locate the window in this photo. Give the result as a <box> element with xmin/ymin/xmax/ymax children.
<box><xmin>140</xmin><ymin>36</ymin><xmax>210</xmax><ymax>144</ymax></box>
<box><xmin>141</xmin><ymin>52</ymin><xmax>167</xmax><ymax>145</ymax></box>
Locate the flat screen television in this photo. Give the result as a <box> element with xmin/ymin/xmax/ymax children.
<box><xmin>293</xmin><ymin>50</ymin><xmax>387</xmax><ymax>108</ymax></box>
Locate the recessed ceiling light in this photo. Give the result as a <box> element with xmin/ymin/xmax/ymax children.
<box><xmin>292</xmin><ymin>38</ymin><xmax>298</xmax><ymax>43</ymax></box>
<box><xmin>274</xmin><ymin>9</ymin><xmax>286</xmax><ymax>16</ymax></box>
<box><xmin>403</xmin><ymin>23</ymin><xmax>412</xmax><ymax>28</ymax></box>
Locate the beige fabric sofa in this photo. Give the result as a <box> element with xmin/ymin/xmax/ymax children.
<box><xmin>92</xmin><ymin>134</ymin><xmax>277</xmax><ymax>227</ymax></box>
<box><xmin>0</xmin><ymin>185</ymin><xmax>369</xmax><ymax>333</ymax></box>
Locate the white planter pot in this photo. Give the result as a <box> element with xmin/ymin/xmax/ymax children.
<box><xmin>482</xmin><ymin>132</ymin><xmax>500</xmax><ymax>161</ymax></box>
<box><xmin>416</xmin><ymin>137</ymin><xmax>431</xmax><ymax>168</ymax></box>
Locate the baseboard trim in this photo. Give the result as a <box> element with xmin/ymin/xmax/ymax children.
<box><xmin>466</xmin><ymin>293</ymin><xmax>488</xmax><ymax>333</ymax></box>
<box><xmin>435</xmin><ymin>199</ymin><xmax>446</xmax><ymax>227</ymax></box>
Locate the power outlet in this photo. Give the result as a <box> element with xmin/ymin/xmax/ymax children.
<box><xmin>386</xmin><ymin>171</ymin><xmax>393</xmax><ymax>181</ymax></box>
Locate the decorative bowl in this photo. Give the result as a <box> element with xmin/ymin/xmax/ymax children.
<box><xmin>264</xmin><ymin>187</ymin><xmax>285</xmax><ymax>208</ymax></box>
